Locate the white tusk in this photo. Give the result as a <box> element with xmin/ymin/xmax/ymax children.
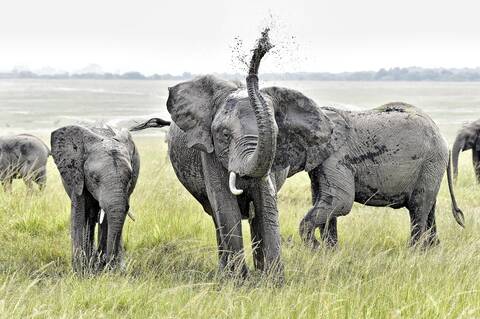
<box><xmin>268</xmin><ymin>176</ymin><xmax>275</xmax><ymax>192</ymax></box>
<box><xmin>99</xmin><ymin>209</ymin><xmax>105</xmax><ymax>224</ymax></box>
<box><xmin>229</xmin><ymin>172</ymin><xmax>243</xmax><ymax>195</ymax></box>
<box><xmin>127</xmin><ymin>210</ymin><xmax>136</xmax><ymax>222</ymax></box>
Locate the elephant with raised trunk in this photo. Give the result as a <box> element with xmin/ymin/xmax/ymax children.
<box><xmin>300</xmin><ymin>104</ymin><xmax>464</xmax><ymax>249</ymax></box>
<box><xmin>51</xmin><ymin>125</ymin><xmax>139</xmax><ymax>272</ymax></box>
<box><xmin>452</xmin><ymin>119</ymin><xmax>480</xmax><ymax>183</ymax></box>
<box><xmin>0</xmin><ymin>134</ymin><xmax>50</xmax><ymax>191</ymax></box>
<box><xmin>131</xmin><ymin>29</ymin><xmax>330</xmax><ymax>278</ymax></box>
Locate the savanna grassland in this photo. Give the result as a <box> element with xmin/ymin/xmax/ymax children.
<box><xmin>1</xmin><ymin>137</ymin><xmax>480</xmax><ymax>318</ymax></box>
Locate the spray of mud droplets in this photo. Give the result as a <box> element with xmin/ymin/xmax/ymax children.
<box><xmin>230</xmin><ymin>14</ymin><xmax>303</xmax><ymax>75</ymax></box>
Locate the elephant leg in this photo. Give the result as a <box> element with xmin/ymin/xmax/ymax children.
<box><xmin>85</xmin><ymin>215</ymin><xmax>96</xmax><ymax>269</ymax></box>
<box><xmin>71</xmin><ymin>193</ymin><xmax>88</xmax><ymax>273</ymax></box>
<box><xmin>473</xmin><ymin>149</ymin><xmax>480</xmax><ymax>183</ymax></box>
<box><xmin>308</xmin><ymin>169</ymin><xmax>338</xmax><ymax>248</ymax></box>
<box><xmin>201</xmin><ymin>153</ymin><xmax>248</xmax><ymax>277</ymax></box>
<box><xmin>319</xmin><ymin>218</ymin><xmax>338</xmax><ymax>248</ymax></box>
<box><xmin>300</xmin><ymin>161</ymin><xmax>354</xmax><ymax>249</ymax></box>
<box><xmin>407</xmin><ymin>165</ymin><xmax>443</xmax><ymax>248</ymax></box>
<box><xmin>425</xmin><ymin>202</ymin><xmax>440</xmax><ymax>247</ymax></box>
<box><xmin>97</xmin><ymin>216</ymin><xmax>108</xmax><ymax>269</ymax></box>
<box><xmin>34</xmin><ymin>167</ymin><xmax>47</xmax><ymax>191</ymax></box>
<box><xmin>249</xmin><ymin>176</ymin><xmax>283</xmax><ymax>278</ymax></box>
<box><xmin>212</xmin><ymin>217</ymin><xmax>228</xmax><ymax>270</ymax></box>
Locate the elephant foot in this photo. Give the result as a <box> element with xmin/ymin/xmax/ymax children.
<box><xmin>323</xmin><ymin>238</ymin><xmax>338</xmax><ymax>249</ymax></box>
<box><xmin>408</xmin><ymin>234</ymin><xmax>440</xmax><ymax>250</ymax></box>
<box><xmin>299</xmin><ymin>219</ymin><xmax>321</xmax><ymax>249</ymax></box>
<box><xmin>217</xmin><ymin>253</ymin><xmax>249</xmax><ymax>281</ymax></box>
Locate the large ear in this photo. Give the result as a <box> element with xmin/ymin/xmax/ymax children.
<box><xmin>167</xmin><ymin>75</ymin><xmax>239</xmax><ymax>153</ymax></box>
<box><xmin>262</xmin><ymin>87</ymin><xmax>339</xmax><ymax>172</ymax></box>
<box><xmin>51</xmin><ymin>126</ymin><xmax>99</xmax><ymax>197</ymax></box>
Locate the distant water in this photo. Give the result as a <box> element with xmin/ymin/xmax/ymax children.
<box><xmin>0</xmin><ymin>79</ymin><xmax>479</xmax><ymax>142</ymax></box>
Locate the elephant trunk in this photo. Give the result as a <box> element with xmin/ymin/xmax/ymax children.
<box><xmin>452</xmin><ymin>134</ymin><xmax>466</xmax><ymax>181</ymax></box>
<box><xmin>231</xmin><ymin>28</ymin><xmax>277</xmax><ymax>179</ymax></box>
<box><xmin>102</xmin><ymin>197</ymin><xmax>128</xmax><ymax>268</ymax></box>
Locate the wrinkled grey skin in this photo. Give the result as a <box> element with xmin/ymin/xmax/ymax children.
<box><xmin>300</xmin><ymin>103</ymin><xmax>464</xmax><ymax>248</ymax></box>
<box><xmin>0</xmin><ymin>134</ymin><xmax>50</xmax><ymax>191</ymax></box>
<box><xmin>452</xmin><ymin>119</ymin><xmax>480</xmax><ymax>183</ymax></box>
<box><xmin>51</xmin><ymin>125</ymin><xmax>140</xmax><ymax>273</ymax></box>
<box><xmin>131</xmin><ymin>73</ymin><xmax>335</xmax><ymax>278</ymax></box>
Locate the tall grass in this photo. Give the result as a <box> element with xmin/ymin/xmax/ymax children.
<box><xmin>0</xmin><ymin>136</ymin><xmax>479</xmax><ymax>318</ymax></box>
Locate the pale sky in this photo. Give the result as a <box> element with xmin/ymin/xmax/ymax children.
<box><xmin>1</xmin><ymin>0</ymin><xmax>479</xmax><ymax>74</ymax></box>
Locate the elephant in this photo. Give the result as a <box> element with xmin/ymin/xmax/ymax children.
<box><xmin>130</xmin><ymin>30</ymin><xmax>310</xmax><ymax>278</ymax></box>
<box><xmin>299</xmin><ymin>104</ymin><xmax>465</xmax><ymax>248</ymax></box>
<box><xmin>452</xmin><ymin>119</ymin><xmax>480</xmax><ymax>183</ymax></box>
<box><xmin>51</xmin><ymin>125</ymin><xmax>139</xmax><ymax>272</ymax></box>
<box><xmin>0</xmin><ymin>134</ymin><xmax>50</xmax><ymax>191</ymax></box>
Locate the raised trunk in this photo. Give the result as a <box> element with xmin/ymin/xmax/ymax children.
<box><xmin>233</xmin><ymin>29</ymin><xmax>277</xmax><ymax>178</ymax></box>
<box><xmin>452</xmin><ymin>134</ymin><xmax>466</xmax><ymax>180</ymax></box>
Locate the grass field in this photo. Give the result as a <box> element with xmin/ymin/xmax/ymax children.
<box><xmin>1</xmin><ymin>137</ymin><xmax>480</xmax><ymax>318</ymax></box>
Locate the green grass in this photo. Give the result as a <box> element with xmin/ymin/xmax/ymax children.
<box><xmin>1</xmin><ymin>137</ymin><xmax>480</xmax><ymax>318</ymax></box>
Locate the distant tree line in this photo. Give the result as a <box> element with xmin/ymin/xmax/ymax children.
<box><xmin>1</xmin><ymin>67</ymin><xmax>480</xmax><ymax>81</ymax></box>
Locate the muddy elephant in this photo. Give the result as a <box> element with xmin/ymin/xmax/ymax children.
<box><xmin>452</xmin><ymin>119</ymin><xmax>480</xmax><ymax>183</ymax></box>
<box><xmin>299</xmin><ymin>104</ymin><xmax>465</xmax><ymax>248</ymax></box>
<box><xmin>130</xmin><ymin>30</ymin><xmax>327</xmax><ymax>278</ymax></box>
<box><xmin>51</xmin><ymin>125</ymin><xmax>139</xmax><ymax>272</ymax></box>
<box><xmin>0</xmin><ymin>134</ymin><xmax>50</xmax><ymax>191</ymax></box>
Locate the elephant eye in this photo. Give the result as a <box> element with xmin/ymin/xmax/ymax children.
<box><xmin>91</xmin><ymin>173</ymin><xmax>100</xmax><ymax>184</ymax></box>
<box><xmin>221</xmin><ymin>128</ymin><xmax>230</xmax><ymax>141</ymax></box>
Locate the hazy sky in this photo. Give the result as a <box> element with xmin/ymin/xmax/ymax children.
<box><xmin>1</xmin><ymin>0</ymin><xmax>479</xmax><ymax>74</ymax></box>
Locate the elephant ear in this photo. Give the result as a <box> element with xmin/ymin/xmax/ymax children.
<box><xmin>167</xmin><ymin>75</ymin><xmax>239</xmax><ymax>153</ymax></box>
<box><xmin>262</xmin><ymin>87</ymin><xmax>339</xmax><ymax>173</ymax></box>
<box><xmin>51</xmin><ymin>126</ymin><xmax>100</xmax><ymax>197</ymax></box>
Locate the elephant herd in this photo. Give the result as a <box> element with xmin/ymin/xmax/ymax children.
<box><xmin>2</xmin><ymin>30</ymin><xmax>477</xmax><ymax>280</ymax></box>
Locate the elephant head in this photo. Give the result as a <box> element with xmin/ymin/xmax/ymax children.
<box><xmin>163</xmin><ymin>46</ymin><xmax>333</xmax><ymax>195</ymax></box>
<box><xmin>51</xmin><ymin>125</ymin><xmax>139</xmax><ymax>271</ymax></box>
<box><xmin>452</xmin><ymin>119</ymin><xmax>480</xmax><ymax>182</ymax></box>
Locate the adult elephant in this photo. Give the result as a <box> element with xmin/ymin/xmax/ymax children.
<box><xmin>452</xmin><ymin>119</ymin><xmax>480</xmax><ymax>182</ymax></box>
<box><xmin>0</xmin><ymin>134</ymin><xmax>50</xmax><ymax>191</ymax></box>
<box><xmin>299</xmin><ymin>105</ymin><xmax>465</xmax><ymax>249</ymax></box>
<box><xmin>51</xmin><ymin>125</ymin><xmax>139</xmax><ymax>273</ymax></box>
<box><xmin>131</xmin><ymin>30</ymin><xmax>333</xmax><ymax>278</ymax></box>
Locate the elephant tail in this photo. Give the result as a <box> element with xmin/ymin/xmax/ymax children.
<box><xmin>129</xmin><ymin>118</ymin><xmax>171</xmax><ymax>131</ymax></box>
<box><xmin>447</xmin><ymin>150</ymin><xmax>465</xmax><ymax>228</ymax></box>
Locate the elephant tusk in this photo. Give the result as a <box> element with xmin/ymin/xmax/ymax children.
<box><xmin>229</xmin><ymin>172</ymin><xmax>243</xmax><ymax>195</ymax></box>
<box><xmin>99</xmin><ymin>209</ymin><xmax>105</xmax><ymax>224</ymax></box>
<box><xmin>268</xmin><ymin>176</ymin><xmax>275</xmax><ymax>192</ymax></box>
<box><xmin>127</xmin><ymin>210</ymin><xmax>136</xmax><ymax>222</ymax></box>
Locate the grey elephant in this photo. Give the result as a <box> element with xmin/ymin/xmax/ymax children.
<box><xmin>51</xmin><ymin>125</ymin><xmax>139</xmax><ymax>272</ymax></box>
<box><xmin>0</xmin><ymin>134</ymin><xmax>50</xmax><ymax>191</ymax></box>
<box><xmin>131</xmin><ymin>30</ymin><xmax>302</xmax><ymax>278</ymax></box>
<box><xmin>452</xmin><ymin>119</ymin><xmax>480</xmax><ymax>182</ymax></box>
<box><xmin>299</xmin><ymin>104</ymin><xmax>464</xmax><ymax>248</ymax></box>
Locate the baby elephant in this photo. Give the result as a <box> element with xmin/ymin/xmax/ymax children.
<box><xmin>0</xmin><ymin>134</ymin><xmax>50</xmax><ymax>191</ymax></box>
<box><xmin>51</xmin><ymin>125</ymin><xmax>139</xmax><ymax>272</ymax></box>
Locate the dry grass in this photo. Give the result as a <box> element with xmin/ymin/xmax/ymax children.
<box><xmin>0</xmin><ymin>137</ymin><xmax>479</xmax><ymax>318</ymax></box>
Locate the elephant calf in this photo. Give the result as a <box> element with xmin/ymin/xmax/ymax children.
<box><xmin>452</xmin><ymin>118</ymin><xmax>480</xmax><ymax>182</ymax></box>
<box><xmin>0</xmin><ymin>134</ymin><xmax>50</xmax><ymax>191</ymax></box>
<box><xmin>51</xmin><ymin>125</ymin><xmax>139</xmax><ymax>272</ymax></box>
